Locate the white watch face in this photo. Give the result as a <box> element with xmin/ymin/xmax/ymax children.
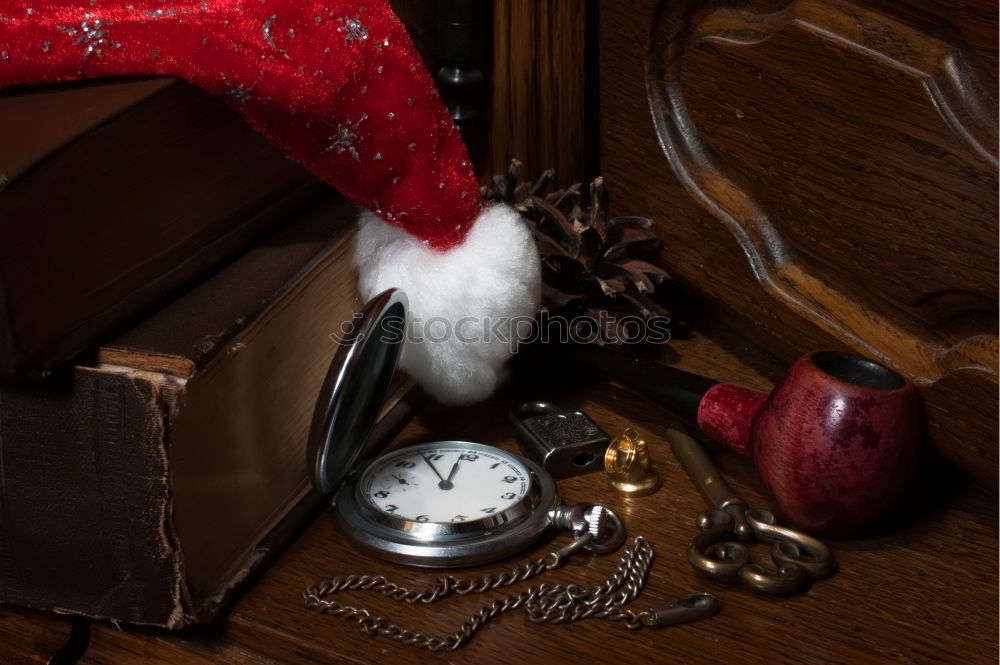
<box><xmin>359</xmin><ymin>444</ymin><xmax>532</xmax><ymax>524</ymax></box>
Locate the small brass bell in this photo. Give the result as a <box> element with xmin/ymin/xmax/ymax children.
<box><xmin>605</xmin><ymin>428</ymin><xmax>661</xmax><ymax>496</ymax></box>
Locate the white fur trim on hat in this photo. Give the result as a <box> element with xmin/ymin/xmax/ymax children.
<box><xmin>354</xmin><ymin>203</ymin><xmax>541</xmax><ymax>405</ymax></box>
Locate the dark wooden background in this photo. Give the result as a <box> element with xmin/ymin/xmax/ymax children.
<box><xmin>393</xmin><ymin>0</ymin><xmax>600</xmax><ymax>187</ymax></box>
<box><xmin>599</xmin><ymin>0</ymin><xmax>998</xmax><ymax>489</ymax></box>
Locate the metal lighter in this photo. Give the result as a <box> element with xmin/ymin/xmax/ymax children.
<box><xmin>509</xmin><ymin>402</ymin><xmax>611</xmax><ymax>478</ymax></box>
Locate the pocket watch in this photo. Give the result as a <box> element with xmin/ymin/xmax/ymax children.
<box><xmin>307</xmin><ymin>289</ymin><xmax>624</xmax><ymax>568</ymax></box>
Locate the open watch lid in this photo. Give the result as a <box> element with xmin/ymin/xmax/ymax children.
<box><xmin>307</xmin><ymin>288</ymin><xmax>408</xmax><ymax>495</ymax></box>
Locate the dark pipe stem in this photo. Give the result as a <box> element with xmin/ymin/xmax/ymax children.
<box><xmin>561</xmin><ymin>344</ymin><xmax>720</xmax><ymax>419</ymax></box>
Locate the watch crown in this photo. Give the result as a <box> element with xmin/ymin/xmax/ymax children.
<box><xmin>580</xmin><ymin>503</ymin><xmax>626</xmax><ymax>554</ymax></box>
<box><xmin>549</xmin><ymin>503</ymin><xmax>626</xmax><ymax>554</ymax></box>
<box><xmin>587</xmin><ymin>505</ymin><xmax>606</xmax><ymax>538</ymax></box>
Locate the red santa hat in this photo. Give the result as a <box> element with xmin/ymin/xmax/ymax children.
<box><xmin>0</xmin><ymin>0</ymin><xmax>540</xmax><ymax>405</ymax></box>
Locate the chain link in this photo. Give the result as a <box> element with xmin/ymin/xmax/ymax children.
<box><xmin>303</xmin><ymin>535</ymin><xmax>663</xmax><ymax>652</ymax></box>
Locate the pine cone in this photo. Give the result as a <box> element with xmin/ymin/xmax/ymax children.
<box><xmin>482</xmin><ymin>160</ymin><xmax>677</xmax><ymax>344</ymax></box>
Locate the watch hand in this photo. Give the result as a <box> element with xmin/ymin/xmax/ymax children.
<box><xmin>391</xmin><ymin>474</ymin><xmax>410</xmax><ymax>485</ymax></box>
<box><xmin>434</xmin><ymin>456</ymin><xmax>461</xmax><ymax>491</ymax></box>
<box><xmin>437</xmin><ymin>455</ymin><xmax>462</xmax><ymax>490</ymax></box>
<box><xmin>420</xmin><ymin>454</ymin><xmax>448</xmax><ymax>487</ymax></box>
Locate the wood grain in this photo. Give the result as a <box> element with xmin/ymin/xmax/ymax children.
<box><xmin>0</xmin><ymin>606</ymin><xmax>74</xmax><ymax>664</ymax></box>
<box><xmin>489</xmin><ymin>0</ymin><xmax>598</xmax><ymax>186</ymax></box>
<box><xmin>401</xmin><ymin>0</ymin><xmax>598</xmax><ymax>184</ymax></box>
<box><xmin>602</xmin><ymin>0</ymin><xmax>998</xmax><ymax>487</ymax></box>
<box><xmin>4</xmin><ymin>332</ymin><xmax>992</xmax><ymax>664</ymax></box>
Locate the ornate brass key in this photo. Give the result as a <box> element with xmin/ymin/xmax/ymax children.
<box><xmin>667</xmin><ymin>428</ymin><xmax>836</xmax><ymax>594</ymax></box>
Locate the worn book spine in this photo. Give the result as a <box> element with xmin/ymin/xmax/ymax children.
<box><xmin>0</xmin><ymin>369</ymin><xmax>180</xmax><ymax>624</ymax></box>
<box><xmin>0</xmin><ymin>371</ymin><xmax>421</xmax><ymax>627</ymax></box>
<box><xmin>0</xmin><ymin>195</ymin><xmax>393</xmax><ymax>627</ymax></box>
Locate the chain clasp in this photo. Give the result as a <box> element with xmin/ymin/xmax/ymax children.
<box><xmin>640</xmin><ymin>593</ymin><xmax>719</xmax><ymax>628</ymax></box>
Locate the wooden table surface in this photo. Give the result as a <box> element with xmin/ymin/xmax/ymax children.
<box><xmin>2</xmin><ymin>335</ymin><xmax>997</xmax><ymax>664</ymax></box>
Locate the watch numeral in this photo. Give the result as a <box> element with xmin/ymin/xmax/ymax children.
<box><xmin>458</xmin><ymin>453</ymin><xmax>479</xmax><ymax>462</ymax></box>
<box><xmin>501</xmin><ymin>492</ymin><xmax>516</xmax><ymax>500</ymax></box>
<box><xmin>451</xmin><ymin>514</ymin><xmax>468</xmax><ymax>522</ymax></box>
<box><xmin>501</xmin><ymin>476</ymin><xmax>517</xmax><ymax>483</ymax></box>
<box><xmin>427</xmin><ymin>454</ymin><xmax>444</xmax><ymax>461</ymax></box>
<box><xmin>490</xmin><ymin>462</ymin><xmax>502</xmax><ymax>469</ymax></box>
<box><xmin>395</xmin><ymin>460</ymin><xmax>415</xmax><ymax>469</ymax></box>
<box><xmin>415</xmin><ymin>515</ymin><xmax>430</xmax><ymax>522</ymax></box>
<box><xmin>384</xmin><ymin>504</ymin><xmax>398</xmax><ymax>513</ymax></box>
<box><xmin>481</xmin><ymin>507</ymin><xmax>497</xmax><ymax>514</ymax></box>
<box><xmin>373</xmin><ymin>490</ymin><xmax>390</xmax><ymax>498</ymax></box>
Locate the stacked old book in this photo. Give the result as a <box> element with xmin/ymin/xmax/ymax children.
<box><xmin>0</xmin><ymin>78</ymin><xmax>366</xmax><ymax>627</ymax></box>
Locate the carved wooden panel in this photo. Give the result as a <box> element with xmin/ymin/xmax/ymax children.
<box><xmin>601</xmin><ymin>0</ymin><xmax>998</xmax><ymax>486</ymax></box>
<box><xmin>490</xmin><ymin>0</ymin><xmax>599</xmax><ymax>186</ymax></box>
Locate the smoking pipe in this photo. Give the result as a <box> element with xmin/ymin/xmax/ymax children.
<box><xmin>564</xmin><ymin>345</ymin><xmax>922</xmax><ymax>536</ymax></box>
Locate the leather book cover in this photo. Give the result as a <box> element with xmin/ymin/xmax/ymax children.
<box><xmin>0</xmin><ymin>194</ymin><xmax>366</xmax><ymax>627</ymax></box>
<box><xmin>0</xmin><ymin>78</ymin><xmax>317</xmax><ymax>379</ymax></box>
